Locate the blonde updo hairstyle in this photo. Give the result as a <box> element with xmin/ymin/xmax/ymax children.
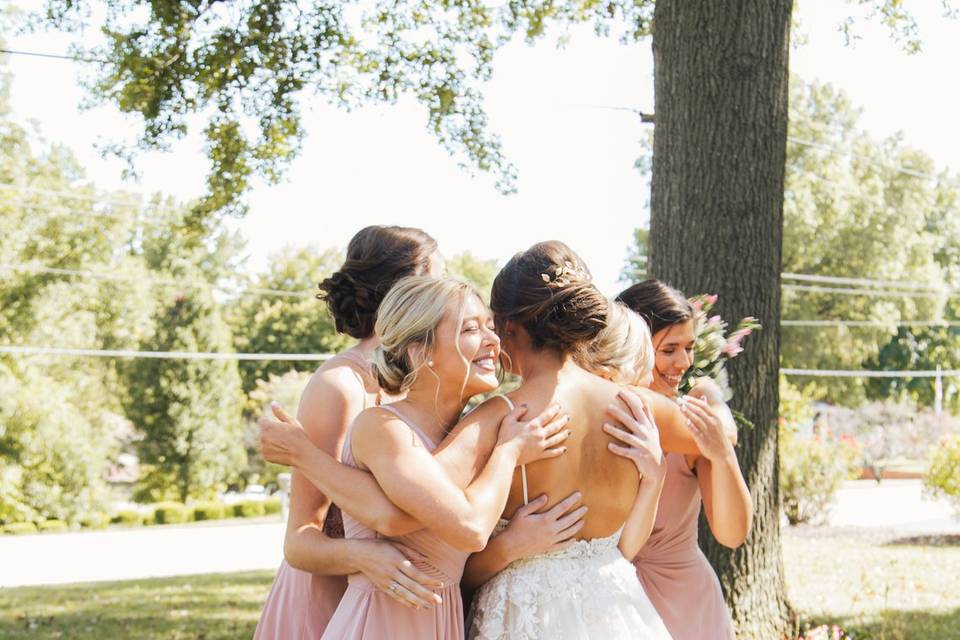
<box><xmin>578</xmin><ymin>301</ymin><xmax>655</xmax><ymax>386</ymax></box>
<box><xmin>372</xmin><ymin>276</ymin><xmax>481</xmax><ymax>395</ymax></box>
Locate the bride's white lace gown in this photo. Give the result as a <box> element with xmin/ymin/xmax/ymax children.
<box><xmin>468</xmin><ymin>520</ymin><xmax>672</xmax><ymax>640</ymax></box>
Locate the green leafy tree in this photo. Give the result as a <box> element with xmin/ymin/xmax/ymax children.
<box><xmin>229</xmin><ymin>246</ymin><xmax>348</xmax><ymax>393</ymax></box>
<box><xmin>32</xmin><ymin>1</ymin><xmax>951</xmax><ymax>635</ymax></box>
<box><xmin>123</xmin><ymin>292</ymin><xmax>245</xmax><ymax>502</ymax></box>
<box><xmin>446</xmin><ymin>251</ymin><xmax>499</xmax><ymax>300</ymax></box>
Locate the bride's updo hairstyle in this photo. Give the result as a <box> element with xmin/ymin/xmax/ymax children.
<box><xmin>490</xmin><ymin>241</ymin><xmax>608</xmax><ymax>358</ymax></box>
<box><xmin>578</xmin><ymin>301</ymin><xmax>655</xmax><ymax>386</ymax></box>
<box><xmin>318</xmin><ymin>225</ymin><xmax>438</xmax><ymax>339</ymax></box>
<box><xmin>372</xmin><ymin>276</ymin><xmax>479</xmax><ymax>395</ymax></box>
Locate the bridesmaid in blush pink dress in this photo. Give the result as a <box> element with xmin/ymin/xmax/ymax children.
<box><xmin>254</xmin><ymin>225</ymin><xmax>444</xmax><ymax>639</ymax></box>
<box><xmin>634</xmin><ymin>453</ymin><xmax>735</xmax><ymax>639</ymax></box>
<box><xmin>618</xmin><ymin>279</ymin><xmax>752</xmax><ymax>640</ymax></box>
<box><xmin>321</xmin><ymin>405</ymin><xmax>468</xmax><ymax>640</ymax></box>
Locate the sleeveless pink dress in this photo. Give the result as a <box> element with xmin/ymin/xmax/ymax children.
<box><xmin>633</xmin><ymin>452</ymin><xmax>735</xmax><ymax>639</ymax></box>
<box><xmin>321</xmin><ymin>404</ymin><xmax>468</xmax><ymax>640</ymax></box>
<box><xmin>254</xmin><ymin>352</ymin><xmax>376</xmax><ymax>639</ymax></box>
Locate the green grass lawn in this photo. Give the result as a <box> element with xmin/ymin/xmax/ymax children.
<box><xmin>783</xmin><ymin>527</ymin><xmax>960</xmax><ymax>639</ymax></box>
<box><xmin>1</xmin><ymin>527</ymin><xmax>958</xmax><ymax>639</ymax></box>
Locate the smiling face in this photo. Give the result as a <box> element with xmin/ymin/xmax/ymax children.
<box><xmin>650</xmin><ymin>318</ymin><xmax>696</xmax><ymax>396</ymax></box>
<box><xmin>428</xmin><ymin>292</ymin><xmax>501</xmax><ymax>400</ymax></box>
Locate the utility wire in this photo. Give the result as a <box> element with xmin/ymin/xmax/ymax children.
<box><xmin>0</xmin><ymin>263</ymin><xmax>316</xmax><ymax>299</ymax></box>
<box><xmin>0</xmin><ymin>345</ymin><xmax>332</xmax><ymax>361</ymax></box>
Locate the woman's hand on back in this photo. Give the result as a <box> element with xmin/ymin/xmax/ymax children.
<box><xmin>679</xmin><ymin>395</ymin><xmax>736</xmax><ymax>462</ymax></box>
<box><xmin>257</xmin><ymin>402</ymin><xmax>313</xmax><ymax>467</ymax></box>
<box><xmin>351</xmin><ymin>539</ymin><xmax>445</xmax><ymax>609</ymax></box>
<box><xmin>497</xmin><ymin>491</ymin><xmax>588</xmax><ymax>559</ymax></box>
<box><xmin>603</xmin><ymin>390</ymin><xmax>666</xmax><ymax>482</ymax></box>
<box><xmin>495</xmin><ymin>402</ymin><xmax>572</xmax><ymax>465</ymax></box>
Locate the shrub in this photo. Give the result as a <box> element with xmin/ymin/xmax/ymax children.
<box><xmin>80</xmin><ymin>512</ymin><xmax>109</xmax><ymax>529</ymax></box>
<box><xmin>925</xmin><ymin>434</ymin><xmax>960</xmax><ymax>514</ymax></box>
<box><xmin>151</xmin><ymin>502</ymin><xmax>190</xmax><ymax>525</ymax></box>
<box><xmin>780</xmin><ymin>424</ymin><xmax>860</xmax><ymax>525</ymax></box>
<box><xmin>3</xmin><ymin>522</ymin><xmax>38</xmax><ymax>535</ymax></box>
<box><xmin>192</xmin><ymin>502</ymin><xmax>228</xmax><ymax>521</ymax></box>
<box><xmin>110</xmin><ymin>510</ymin><xmax>143</xmax><ymax>526</ymax></box>
<box><xmin>38</xmin><ymin>519</ymin><xmax>68</xmax><ymax>533</ymax></box>
<box><xmin>262</xmin><ymin>498</ymin><xmax>282</xmax><ymax>515</ymax></box>
<box><xmin>233</xmin><ymin>500</ymin><xmax>266</xmax><ymax>518</ymax></box>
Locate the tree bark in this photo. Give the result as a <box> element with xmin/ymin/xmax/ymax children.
<box><xmin>649</xmin><ymin>1</ymin><xmax>793</xmax><ymax>637</ymax></box>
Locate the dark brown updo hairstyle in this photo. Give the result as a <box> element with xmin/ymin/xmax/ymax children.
<box><xmin>615</xmin><ymin>278</ymin><xmax>694</xmax><ymax>336</ymax></box>
<box><xmin>318</xmin><ymin>226</ymin><xmax>438</xmax><ymax>339</ymax></box>
<box><xmin>490</xmin><ymin>241</ymin><xmax>608</xmax><ymax>355</ymax></box>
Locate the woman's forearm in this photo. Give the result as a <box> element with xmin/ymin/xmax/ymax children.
<box><xmin>704</xmin><ymin>452</ymin><xmax>752</xmax><ymax>548</ymax></box>
<box><xmin>294</xmin><ymin>444</ymin><xmax>422</xmax><ymax>537</ymax></box>
<box><xmin>457</xmin><ymin>442</ymin><xmax>524</xmax><ymax>549</ymax></box>
<box><xmin>284</xmin><ymin>524</ymin><xmax>369</xmax><ymax>575</ymax></box>
<box><xmin>619</xmin><ymin>472</ymin><xmax>666</xmax><ymax>560</ymax></box>
<box><xmin>462</xmin><ymin>532</ymin><xmax>516</xmax><ymax>590</ymax></box>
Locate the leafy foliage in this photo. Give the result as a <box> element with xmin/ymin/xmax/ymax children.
<box><xmin>925</xmin><ymin>433</ymin><xmax>960</xmax><ymax>515</ymax></box>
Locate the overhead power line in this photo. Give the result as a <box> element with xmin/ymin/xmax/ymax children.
<box><xmin>782</xmin><ymin>283</ymin><xmax>946</xmax><ymax>300</ymax></box>
<box><xmin>781</xmin><ymin>272</ymin><xmax>948</xmax><ymax>293</ymax></box>
<box><xmin>0</xmin><ymin>262</ymin><xmax>315</xmax><ymax>299</ymax></box>
<box><xmin>782</xmin><ymin>320</ymin><xmax>960</xmax><ymax>328</ymax></box>
<box><xmin>0</xmin><ymin>48</ymin><xmax>108</xmax><ymax>64</ymax></box>
<box><xmin>0</xmin><ymin>183</ymin><xmax>182</xmax><ymax>216</ymax></box>
<box><xmin>782</xmin><ymin>368</ymin><xmax>959</xmax><ymax>378</ymax></box>
<box><xmin>787</xmin><ymin>136</ymin><xmax>937</xmax><ymax>181</ymax></box>
<box><xmin>0</xmin><ymin>345</ymin><xmax>333</xmax><ymax>361</ymax></box>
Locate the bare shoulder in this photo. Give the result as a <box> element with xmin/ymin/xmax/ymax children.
<box><xmin>295</xmin><ymin>358</ymin><xmax>368</xmax><ymax>442</ymax></box>
<box><xmin>351</xmin><ymin>407</ymin><xmax>424</xmax><ymax>456</ymax></box>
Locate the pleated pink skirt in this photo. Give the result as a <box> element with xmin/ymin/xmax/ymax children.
<box><xmin>254</xmin><ymin>560</ymin><xmax>347</xmax><ymax>639</ymax></box>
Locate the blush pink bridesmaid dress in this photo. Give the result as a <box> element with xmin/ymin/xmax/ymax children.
<box><xmin>633</xmin><ymin>452</ymin><xmax>736</xmax><ymax>640</ymax></box>
<box><xmin>321</xmin><ymin>404</ymin><xmax>468</xmax><ymax>640</ymax></box>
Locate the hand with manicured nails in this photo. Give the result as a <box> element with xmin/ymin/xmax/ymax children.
<box><xmin>603</xmin><ymin>389</ymin><xmax>666</xmax><ymax>482</ymax></box>
<box><xmin>679</xmin><ymin>395</ymin><xmax>736</xmax><ymax>462</ymax></box>
<box><xmin>497</xmin><ymin>491</ymin><xmax>588</xmax><ymax>560</ymax></box>
<box><xmin>351</xmin><ymin>540</ymin><xmax>445</xmax><ymax>609</ymax></box>
<box><xmin>496</xmin><ymin>402</ymin><xmax>572</xmax><ymax>466</ymax></box>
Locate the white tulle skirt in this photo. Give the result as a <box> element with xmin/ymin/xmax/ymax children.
<box><xmin>468</xmin><ymin>525</ymin><xmax>672</xmax><ymax>640</ymax></box>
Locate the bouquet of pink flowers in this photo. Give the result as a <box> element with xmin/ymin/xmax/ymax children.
<box><xmin>679</xmin><ymin>294</ymin><xmax>761</xmax><ymax>398</ymax></box>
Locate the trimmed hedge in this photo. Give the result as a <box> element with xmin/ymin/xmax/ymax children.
<box><xmin>192</xmin><ymin>502</ymin><xmax>228</xmax><ymax>521</ymax></box>
<box><xmin>151</xmin><ymin>502</ymin><xmax>190</xmax><ymax>525</ymax></box>
<box><xmin>80</xmin><ymin>512</ymin><xmax>109</xmax><ymax>529</ymax></box>
<box><xmin>232</xmin><ymin>500</ymin><xmax>266</xmax><ymax>518</ymax></box>
<box><xmin>4</xmin><ymin>522</ymin><xmax>38</xmax><ymax>535</ymax></box>
<box><xmin>263</xmin><ymin>498</ymin><xmax>282</xmax><ymax>515</ymax></box>
<box><xmin>111</xmin><ymin>510</ymin><xmax>143</xmax><ymax>527</ymax></box>
<box><xmin>38</xmin><ymin>520</ymin><xmax>68</xmax><ymax>533</ymax></box>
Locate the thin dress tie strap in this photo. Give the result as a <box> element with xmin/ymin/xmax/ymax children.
<box><xmin>494</xmin><ymin>395</ymin><xmax>527</xmax><ymax>505</ymax></box>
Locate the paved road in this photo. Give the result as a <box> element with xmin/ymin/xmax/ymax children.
<box><xmin>1</xmin><ymin>518</ymin><xmax>285</xmax><ymax>588</ymax></box>
<box><xmin>2</xmin><ymin>480</ymin><xmax>957</xmax><ymax>588</ymax></box>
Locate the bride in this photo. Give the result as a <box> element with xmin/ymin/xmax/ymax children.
<box><xmin>260</xmin><ymin>241</ymin><xmax>688</xmax><ymax>638</ymax></box>
<box><xmin>463</xmin><ymin>241</ymin><xmax>671</xmax><ymax>639</ymax></box>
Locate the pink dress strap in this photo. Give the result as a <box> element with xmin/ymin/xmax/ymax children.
<box><xmin>376</xmin><ymin>404</ymin><xmax>439</xmax><ymax>449</ymax></box>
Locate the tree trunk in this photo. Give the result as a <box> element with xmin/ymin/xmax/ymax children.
<box><xmin>649</xmin><ymin>1</ymin><xmax>793</xmax><ymax>637</ymax></box>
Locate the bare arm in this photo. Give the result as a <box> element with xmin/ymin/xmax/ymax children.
<box><xmin>604</xmin><ymin>390</ymin><xmax>669</xmax><ymax>559</ymax></box>
<box><xmin>351</xmin><ymin>405</ymin><xmax>567</xmax><ymax>552</ymax></box>
<box><xmin>275</xmin><ymin>368</ymin><xmax>442</xmax><ymax>608</ymax></box>
<box><xmin>461</xmin><ymin>491</ymin><xmax>587</xmax><ymax>589</ymax></box>
<box><xmin>261</xmin><ymin>399</ymin><xmax>568</xmax><ymax>537</ymax></box>
<box><xmin>682</xmin><ymin>396</ymin><xmax>752</xmax><ymax>548</ymax></box>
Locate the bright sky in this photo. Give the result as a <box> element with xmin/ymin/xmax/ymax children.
<box><xmin>5</xmin><ymin>1</ymin><xmax>959</xmax><ymax>296</ymax></box>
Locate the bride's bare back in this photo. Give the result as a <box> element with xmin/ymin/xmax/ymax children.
<box><xmin>502</xmin><ymin>365</ymin><xmax>640</xmax><ymax>540</ymax></box>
